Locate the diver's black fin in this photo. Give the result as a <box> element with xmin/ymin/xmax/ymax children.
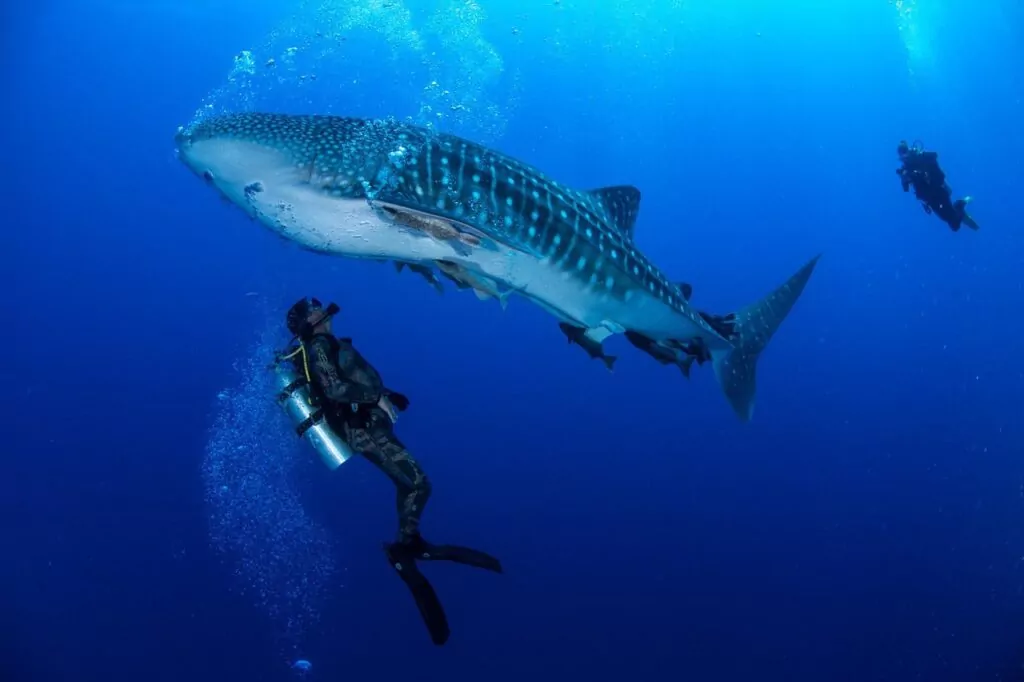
<box><xmin>416</xmin><ymin>542</ymin><xmax>504</xmax><ymax>573</ymax></box>
<box><xmin>588</xmin><ymin>185</ymin><xmax>641</xmax><ymax>239</ymax></box>
<box><xmin>385</xmin><ymin>544</ymin><xmax>450</xmax><ymax>645</ymax></box>
<box><xmin>603</xmin><ymin>355</ymin><xmax>617</xmax><ymax>372</ymax></box>
<box><xmin>958</xmin><ymin>198</ymin><xmax>979</xmax><ymax>230</ymax></box>
<box><xmin>677</xmin><ymin>282</ymin><xmax>693</xmax><ymax>301</ymax></box>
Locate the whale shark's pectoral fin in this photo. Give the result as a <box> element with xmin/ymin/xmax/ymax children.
<box><xmin>394</xmin><ymin>261</ymin><xmax>444</xmax><ymax>294</ymax></box>
<box><xmin>582</xmin><ymin>326</ymin><xmax>614</xmax><ymax>344</ymax></box>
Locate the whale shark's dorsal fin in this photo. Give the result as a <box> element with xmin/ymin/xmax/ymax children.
<box><xmin>587</xmin><ymin>185</ymin><xmax>641</xmax><ymax>239</ymax></box>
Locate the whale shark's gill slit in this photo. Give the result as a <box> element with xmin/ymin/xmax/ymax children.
<box><xmin>304</xmin><ymin>154</ymin><xmax>320</xmax><ymax>185</ymax></box>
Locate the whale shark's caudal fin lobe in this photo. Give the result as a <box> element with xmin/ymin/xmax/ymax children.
<box><xmin>711</xmin><ymin>255</ymin><xmax>821</xmax><ymax>421</ymax></box>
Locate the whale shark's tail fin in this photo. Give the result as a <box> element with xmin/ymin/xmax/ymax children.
<box><xmin>711</xmin><ymin>255</ymin><xmax>821</xmax><ymax>421</ymax></box>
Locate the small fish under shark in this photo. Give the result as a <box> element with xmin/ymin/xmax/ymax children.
<box><xmin>175</xmin><ymin>113</ymin><xmax>819</xmax><ymax>421</ymax></box>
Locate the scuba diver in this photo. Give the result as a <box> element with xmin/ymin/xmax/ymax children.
<box><xmin>896</xmin><ymin>140</ymin><xmax>979</xmax><ymax>232</ymax></box>
<box><xmin>280</xmin><ymin>297</ymin><xmax>502</xmax><ymax>646</ymax></box>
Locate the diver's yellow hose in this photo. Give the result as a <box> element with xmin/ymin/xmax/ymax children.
<box><xmin>280</xmin><ymin>344</ymin><xmax>314</xmax><ymax>403</ymax></box>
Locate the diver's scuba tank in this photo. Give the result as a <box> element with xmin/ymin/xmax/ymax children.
<box><xmin>273</xmin><ymin>358</ymin><xmax>355</xmax><ymax>471</ymax></box>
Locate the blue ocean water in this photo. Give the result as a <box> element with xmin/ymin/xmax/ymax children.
<box><xmin>3</xmin><ymin>1</ymin><xmax>1024</xmax><ymax>680</ymax></box>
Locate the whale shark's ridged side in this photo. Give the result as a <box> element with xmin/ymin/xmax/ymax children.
<box><xmin>187</xmin><ymin>114</ymin><xmax>706</xmax><ymax>322</ymax></box>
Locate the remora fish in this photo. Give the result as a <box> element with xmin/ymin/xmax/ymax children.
<box><xmin>175</xmin><ymin>113</ymin><xmax>819</xmax><ymax>420</ymax></box>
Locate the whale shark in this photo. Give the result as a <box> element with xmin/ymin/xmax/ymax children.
<box><xmin>175</xmin><ymin>113</ymin><xmax>818</xmax><ymax>420</ymax></box>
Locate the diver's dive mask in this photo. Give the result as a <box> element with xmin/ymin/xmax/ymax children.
<box><xmin>286</xmin><ymin>297</ymin><xmax>340</xmax><ymax>341</ymax></box>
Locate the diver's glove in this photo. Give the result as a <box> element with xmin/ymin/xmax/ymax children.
<box><xmin>386</xmin><ymin>390</ymin><xmax>410</xmax><ymax>412</ymax></box>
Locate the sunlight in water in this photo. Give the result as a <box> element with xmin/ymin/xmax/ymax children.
<box><xmin>186</xmin><ymin>0</ymin><xmax>519</xmax><ymax>142</ymax></box>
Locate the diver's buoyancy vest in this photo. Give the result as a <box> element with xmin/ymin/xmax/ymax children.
<box><xmin>303</xmin><ymin>333</ymin><xmax>385</xmax><ymax>425</ymax></box>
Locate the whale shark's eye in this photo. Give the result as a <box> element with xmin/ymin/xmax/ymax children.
<box><xmin>202</xmin><ymin>170</ymin><xmax>215</xmax><ymax>184</ymax></box>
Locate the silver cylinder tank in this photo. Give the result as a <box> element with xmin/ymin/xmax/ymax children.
<box><xmin>274</xmin><ymin>361</ymin><xmax>355</xmax><ymax>470</ymax></box>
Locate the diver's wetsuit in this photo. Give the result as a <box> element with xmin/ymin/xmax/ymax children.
<box><xmin>898</xmin><ymin>147</ymin><xmax>974</xmax><ymax>232</ymax></box>
<box><xmin>283</xmin><ymin>298</ymin><xmax>501</xmax><ymax>646</ymax></box>
<box><xmin>900</xmin><ymin>149</ymin><xmax>945</xmax><ymax>188</ymax></box>
<box><xmin>303</xmin><ymin>333</ymin><xmax>430</xmax><ymax>542</ymax></box>
<box><xmin>918</xmin><ymin>185</ymin><xmax>967</xmax><ymax>231</ymax></box>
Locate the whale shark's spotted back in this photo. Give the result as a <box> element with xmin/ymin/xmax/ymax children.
<box><xmin>184</xmin><ymin>112</ymin><xmax>712</xmax><ymax>332</ymax></box>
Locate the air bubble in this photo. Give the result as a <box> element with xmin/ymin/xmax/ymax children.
<box><xmin>201</xmin><ymin>320</ymin><xmax>339</xmax><ymax>655</ymax></box>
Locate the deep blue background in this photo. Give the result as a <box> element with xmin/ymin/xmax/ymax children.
<box><xmin>3</xmin><ymin>1</ymin><xmax>1024</xmax><ymax>680</ymax></box>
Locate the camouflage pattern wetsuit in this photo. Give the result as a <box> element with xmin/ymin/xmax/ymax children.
<box><xmin>301</xmin><ymin>333</ymin><xmax>430</xmax><ymax>542</ymax></box>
